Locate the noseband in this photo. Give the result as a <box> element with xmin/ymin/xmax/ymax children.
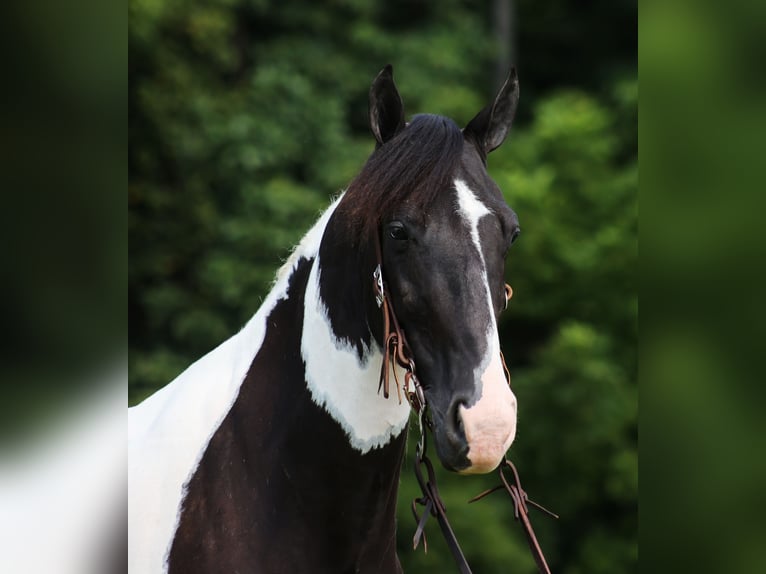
<box><xmin>372</xmin><ymin>233</ymin><xmax>556</xmax><ymax>574</ymax></box>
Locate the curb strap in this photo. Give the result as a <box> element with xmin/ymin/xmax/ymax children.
<box><xmin>372</xmin><ymin>233</ymin><xmax>555</xmax><ymax>574</ymax></box>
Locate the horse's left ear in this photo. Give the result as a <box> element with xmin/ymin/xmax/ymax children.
<box><xmin>464</xmin><ymin>68</ymin><xmax>520</xmax><ymax>156</ymax></box>
<box><xmin>369</xmin><ymin>64</ymin><xmax>405</xmax><ymax>147</ymax></box>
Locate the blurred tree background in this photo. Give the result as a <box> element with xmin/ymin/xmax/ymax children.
<box><xmin>129</xmin><ymin>0</ymin><xmax>636</xmax><ymax>572</ymax></box>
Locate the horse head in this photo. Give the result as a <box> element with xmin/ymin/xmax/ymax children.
<box><xmin>336</xmin><ymin>65</ymin><xmax>521</xmax><ymax>474</ymax></box>
<box><xmin>130</xmin><ymin>65</ymin><xmax>539</xmax><ymax>574</ymax></box>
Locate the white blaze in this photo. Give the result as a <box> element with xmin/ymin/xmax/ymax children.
<box><xmin>454</xmin><ymin>179</ymin><xmax>518</xmax><ymax>474</ymax></box>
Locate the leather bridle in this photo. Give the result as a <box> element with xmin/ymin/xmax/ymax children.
<box><xmin>372</xmin><ymin>233</ymin><xmax>556</xmax><ymax>574</ymax></box>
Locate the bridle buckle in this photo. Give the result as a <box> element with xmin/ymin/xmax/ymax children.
<box><xmin>373</xmin><ymin>264</ymin><xmax>384</xmax><ymax>308</ymax></box>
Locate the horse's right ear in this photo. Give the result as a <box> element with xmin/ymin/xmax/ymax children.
<box><xmin>464</xmin><ymin>68</ymin><xmax>520</xmax><ymax>158</ymax></box>
<box><xmin>369</xmin><ymin>65</ymin><xmax>405</xmax><ymax>147</ymax></box>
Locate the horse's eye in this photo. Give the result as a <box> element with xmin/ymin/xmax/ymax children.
<box><xmin>388</xmin><ymin>222</ymin><xmax>409</xmax><ymax>241</ymax></box>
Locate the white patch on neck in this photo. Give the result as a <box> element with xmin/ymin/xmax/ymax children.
<box><xmin>301</xmin><ymin>260</ymin><xmax>411</xmax><ymax>454</ymax></box>
<box><xmin>128</xmin><ymin>196</ymin><xmax>342</xmax><ymax>573</ymax></box>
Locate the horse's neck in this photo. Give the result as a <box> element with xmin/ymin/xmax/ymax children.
<box><xmin>235</xmin><ymin>244</ymin><xmax>412</xmax><ymax>464</ymax></box>
<box><xmin>168</xmin><ymin>208</ymin><xmax>411</xmax><ymax>572</ymax></box>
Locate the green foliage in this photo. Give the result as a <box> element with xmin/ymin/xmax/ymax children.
<box><xmin>129</xmin><ymin>0</ymin><xmax>636</xmax><ymax>571</ymax></box>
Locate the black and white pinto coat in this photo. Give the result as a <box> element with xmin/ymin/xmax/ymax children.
<box><xmin>129</xmin><ymin>66</ymin><xmax>521</xmax><ymax>574</ymax></box>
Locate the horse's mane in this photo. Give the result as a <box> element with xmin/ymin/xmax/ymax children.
<box><xmin>337</xmin><ymin>113</ymin><xmax>464</xmax><ymax>246</ymax></box>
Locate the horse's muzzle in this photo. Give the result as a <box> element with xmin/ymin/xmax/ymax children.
<box><xmin>433</xmin><ymin>352</ymin><xmax>518</xmax><ymax>474</ymax></box>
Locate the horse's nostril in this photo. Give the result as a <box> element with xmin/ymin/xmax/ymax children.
<box><xmin>452</xmin><ymin>401</ymin><xmax>466</xmax><ymax>436</ymax></box>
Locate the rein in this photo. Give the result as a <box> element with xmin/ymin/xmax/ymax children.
<box><xmin>372</xmin><ymin>235</ymin><xmax>556</xmax><ymax>574</ymax></box>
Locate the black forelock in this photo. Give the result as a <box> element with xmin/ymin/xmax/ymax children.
<box><xmin>336</xmin><ymin>113</ymin><xmax>464</xmax><ymax>246</ymax></box>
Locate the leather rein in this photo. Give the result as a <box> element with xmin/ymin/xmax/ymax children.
<box><xmin>372</xmin><ymin>234</ymin><xmax>556</xmax><ymax>574</ymax></box>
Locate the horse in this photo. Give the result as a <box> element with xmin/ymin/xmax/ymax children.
<box><xmin>129</xmin><ymin>64</ymin><xmax>522</xmax><ymax>573</ymax></box>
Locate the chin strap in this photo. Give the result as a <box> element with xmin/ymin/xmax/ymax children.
<box><xmin>372</xmin><ymin>233</ymin><xmax>556</xmax><ymax>573</ymax></box>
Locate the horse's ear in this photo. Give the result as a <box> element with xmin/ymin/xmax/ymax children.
<box><xmin>464</xmin><ymin>67</ymin><xmax>520</xmax><ymax>156</ymax></box>
<box><xmin>369</xmin><ymin>64</ymin><xmax>405</xmax><ymax>147</ymax></box>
